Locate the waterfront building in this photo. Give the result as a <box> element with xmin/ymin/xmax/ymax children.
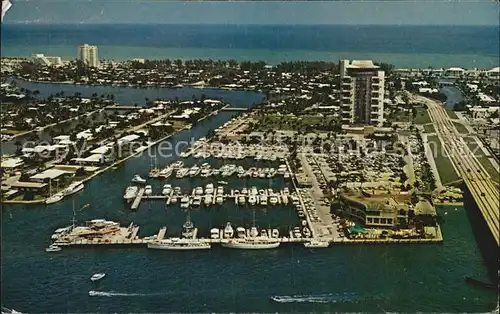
<box><xmin>340</xmin><ymin>60</ymin><xmax>385</xmax><ymax>126</ymax></box>
<box><xmin>444</xmin><ymin>67</ymin><xmax>465</xmax><ymax>78</ymax></box>
<box><xmin>31</xmin><ymin>53</ymin><xmax>62</xmax><ymax>66</ymax></box>
<box><xmin>78</xmin><ymin>44</ymin><xmax>99</xmax><ymax>67</ymax></box>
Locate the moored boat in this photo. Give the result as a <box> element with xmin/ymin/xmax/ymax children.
<box><xmin>147</xmin><ymin>238</ymin><xmax>211</xmax><ymax>250</ymax></box>
<box><xmin>304</xmin><ymin>240</ymin><xmax>330</xmax><ymax>248</ymax></box>
<box><xmin>131</xmin><ymin>174</ymin><xmax>146</xmax><ymax>184</ymax></box>
<box><xmin>45</xmin><ymin>193</ymin><xmax>64</xmax><ymax>205</ymax></box>
<box><xmin>221</xmin><ymin>238</ymin><xmax>280</xmax><ymax>249</ymax></box>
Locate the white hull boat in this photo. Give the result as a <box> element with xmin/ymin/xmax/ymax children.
<box><xmin>90</xmin><ymin>273</ymin><xmax>106</xmax><ymax>281</ymax></box>
<box><xmin>221</xmin><ymin>239</ymin><xmax>280</xmax><ymax>249</ymax></box>
<box><xmin>147</xmin><ymin>239</ymin><xmax>210</xmax><ymax>250</ymax></box>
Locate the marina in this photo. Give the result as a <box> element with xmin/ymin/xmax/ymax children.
<box><xmin>48</xmin><ymin>218</ymin><xmax>442</xmax><ymax>251</ymax></box>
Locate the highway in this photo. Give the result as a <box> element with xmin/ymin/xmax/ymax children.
<box><xmin>415</xmin><ymin>94</ymin><xmax>499</xmax><ymax>246</ymax></box>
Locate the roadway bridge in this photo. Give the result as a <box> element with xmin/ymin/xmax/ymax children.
<box><xmin>104</xmin><ymin>105</ymin><xmax>140</xmax><ymax>110</ymax></box>
<box><xmin>420</xmin><ymin>95</ymin><xmax>499</xmax><ymax>246</ymax></box>
<box><xmin>220</xmin><ymin>107</ymin><xmax>248</xmax><ymax>112</ymax></box>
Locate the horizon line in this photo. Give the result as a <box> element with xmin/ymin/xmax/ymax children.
<box><xmin>3</xmin><ymin>22</ymin><xmax>498</xmax><ymax>27</ymax></box>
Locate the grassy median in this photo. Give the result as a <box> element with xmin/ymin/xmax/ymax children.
<box><xmin>427</xmin><ymin>135</ymin><xmax>461</xmax><ymax>184</ymax></box>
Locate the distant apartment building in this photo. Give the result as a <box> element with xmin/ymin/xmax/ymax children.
<box><xmin>78</xmin><ymin>44</ymin><xmax>99</xmax><ymax>67</ymax></box>
<box><xmin>340</xmin><ymin>60</ymin><xmax>385</xmax><ymax>126</ymax></box>
<box><xmin>31</xmin><ymin>53</ymin><xmax>62</xmax><ymax>66</ymax></box>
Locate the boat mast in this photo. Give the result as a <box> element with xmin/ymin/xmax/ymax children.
<box><xmin>71</xmin><ymin>199</ymin><xmax>76</xmax><ymax>229</ymax></box>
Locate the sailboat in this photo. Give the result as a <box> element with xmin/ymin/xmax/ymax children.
<box><xmin>46</xmin><ymin>179</ymin><xmax>64</xmax><ymax>205</ymax></box>
<box><xmin>181</xmin><ymin>211</ymin><xmax>195</xmax><ymax>239</ymax></box>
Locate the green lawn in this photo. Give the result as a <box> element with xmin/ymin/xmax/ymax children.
<box><xmin>415</xmin><ymin>108</ymin><xmax>432</xmax><ymax>124</ymax></box>
<box><xmin>391</xmin><ymin>110</ymin><xmax>411</xmax><ymax>123</ymax></box>
<box><xmin>423</xmin><ymin>124</ymin><xmax>436</xmax><ymax>133</ymax></box>
<box><xmin>427</xmin><ymin>135</ymin><xmax>461</xmax><ymax>184</ymax></box>
<box><xmin>452</xmin><ymin>121</ymin><xmax>469</xmax><ymax>134</ymax></box>
<box><xmin>446</xmin><ymin>110</ymin><xmax>459</xmax><ymax>119</ymax></box>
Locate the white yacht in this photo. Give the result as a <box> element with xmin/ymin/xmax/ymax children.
<box><xmin>205</xmin><ymin>183</ymin><xmax>214</xmax><ymax>195</ymax></box>
<box><xmin>200</xmin><ymin>168</ymin><xmax>211</xmax><ymax>177</ymax></box>
<box><xmin>45</xmin><ymin>245</ymin><xmax>62</xmax><ymax>252</ymax></box>
<box><xmin>269</xmin><ymin>195</ymin><xmax>278</xmax><ymax>205</ymax></box>
<box><xmin>180</xmin><ymin>196</ymin><xmax>190</xmax><ymax>208</ymax></box>
<box><xmin>303</xmin><ymin>227</ymin><xmax>312</xmax><ymax>238</ymax></box>
<box><xmin>45</xmin><ymin>193</ymin><xmax>64</xmax><ymax>205</ymax></box>
<box><xmin>148</xmin><ymin>238</ymin><xmax>210</xmax><ymax>250</ymax></box>
<box><xmin>210</xmin><ymin>228</ymin><xmax>220</xmax><ymax>239</ymax></box>
<box><xmin>123</xmin><ymin>186</ymin><xmax>139</xmax><ymax>202</ymax></box>
<box><xmin>181</xmin><ymin>215</ymin><xmax>195</xmax><ymax>238</ymax></box>
<box><xmin>223</xmin><ymin>222</ymin><xmax>234</xmax><ymax>238</ymax></box>
<box><xmin>215</xmin><ymin>195</ymin><xmax>224</xmax><ymax>205</ymax></box>
<box><xmin>271</xmin><ymin>229</ymin><xmax>280</xmax><ymax>238</ymax></box>
<box><xmin>144</xmin><ymin>185</ymin><xmax>153</xmax><ymax>196</ymax></box>
<box><xmin>260</xmin><ymin>195</ymin><xmax>268</xmax><ymax>206</ymax></box>
<box><xmin>248</xmin><ymin>195</ymin><xmax>257</xmax><ymax>205</ymax></box>
<box><xmin>304</xmin><ymin>240</ymin><xmax>330</xmax><ymax>248</ymax></box>
<box><xmin>221</xmin><ymin>238</ymin><xmax>280</xmax><ymax>250</ymax></box>
<box><xmin>162</xmin><ymin>184</ymin><xmax>172</xmax><ymax>196</ymax></box>
<box><xmin>188</xmin><ymin>166</ymin><xmax>201</xmax><ymax>177</ymax></box>
<box><xmin>249</xmin><ymin>226</ymin><xmax>259</xmax><ymax>238</ymax></box>
<box><xmin>159</xmin><ymin>167</ymin><xmax>173</xmax><ymax>179</ymax></box>
<box><xmin>131</xmin><ymin>175</ymin><xmax>146</xmax><ymax>184</ymax></box>
<box><xmin>238</xmin><ymin>195</ymin><xmax>246</xmax><ymax>205</ymax></box>
<box><xmin>149</xmin><ymin>168</ymin><xmax>160</xmax><ymax>178</ymax></box>
<box><xmin>90</xmin><ymin>273</ymin><xmax>106</xmax><ymax>281</ymax></box>
<box><xmin>192</xmin><ymin>196</ymin><xmax>202</xmax><ymax>207</ymax></box>
<box><xmin>204</xmin><ymin>195</ymin><xmax>213</xmax><ymax>206</ymax></box>
<box><xmin>171</xmin><ymin>161</ymin><xmax>184</xmax><ymax>169</ymax></box>
<box><xmin>216</xmin><ymin>186</ymin><xmax>224</xmax><ymax>195</ymax></box>
<box><xmin>236</xmin><ymin>227</ymin><xmax>246</xmax><ymax>238</ymax></box>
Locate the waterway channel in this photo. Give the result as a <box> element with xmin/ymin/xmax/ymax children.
<box><xmin>1</xmin><ymin>82</ymin><xmax>497</xmax><ymax>313</ymax></box>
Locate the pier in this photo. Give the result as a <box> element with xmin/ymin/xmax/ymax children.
<box><xmin>53</xmin><ymin>231</ymin><xmax>442</xmax><ymax>248</ymax></box>
<box><xmin>131</xmin><ymin>188</ymin><xmax>145</xmax><ymax>210</ymax></box>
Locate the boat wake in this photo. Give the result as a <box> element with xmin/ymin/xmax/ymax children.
<box><xmin>270</xmin><ymin>293</ymin><xmax>361</xmax><ymax>304</ymax></box>
<box><xmin>89</xmin><ymin>290</ymin><xmax>168</xmax><ymax>297</ymax></box>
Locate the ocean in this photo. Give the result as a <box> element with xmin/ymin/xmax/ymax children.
<box><xmin>1</xmin><ymin>81</ymin><xmax>498</xmax><ymax>313</ymax></box>
<box><xmin>1</xmin><ymin>24</ymin><xmax>499</xmax><ymax>68</ymax></box>
<box><xmin>1</xmin><ymin>27</ymin><xmax>499</xmax><ymax>312</ymax></box>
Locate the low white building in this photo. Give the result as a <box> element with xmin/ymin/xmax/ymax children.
<box><xmin>444</xmin><ymin>67</ymin><xmax>465</xmax><ymax>78</ymax></box>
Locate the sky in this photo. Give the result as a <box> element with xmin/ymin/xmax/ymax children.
<box><xmin>2</xmin><ymin>0</ymin><xmax>499</xmax><ymax>26</ymax></box>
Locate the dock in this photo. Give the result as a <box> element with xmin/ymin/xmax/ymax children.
<box><xmin>131</xmin><ymin>188</ymin><xmax>145</xmax><ymax>210</ymax></box>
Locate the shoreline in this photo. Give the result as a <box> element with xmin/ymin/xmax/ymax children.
<box><xmin>11</xmin><ymin>77</ymin><xmax>259</xmax><ymax>94</ymax></box>
<box><xmin>2</xmin><ymin>109</ymin><xmax>220</xmax><ymax>205</ymax></box>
